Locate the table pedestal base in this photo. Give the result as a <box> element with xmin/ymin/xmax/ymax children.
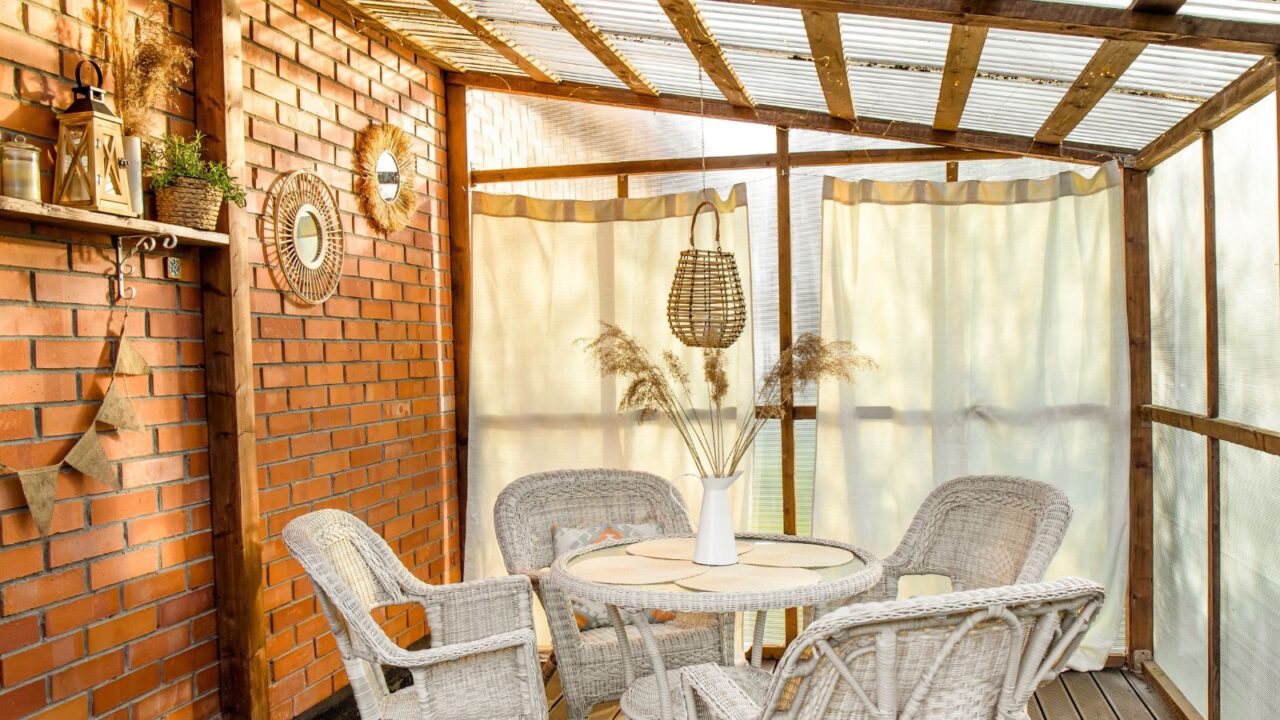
<box><xmin>620</xmin><ymin>666</ymin><xmax>771</xmax><ymax>720</ymax></box>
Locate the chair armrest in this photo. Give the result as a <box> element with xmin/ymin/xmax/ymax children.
<box><xmin>405</xmin><ymin>574</ymin><xmax>536</xmax><ymax>646</ymax></box>
<box><xmin>681</xmin><ymin>664</ymin><xmax>761</xmax><ymax>720</ymax></box>
<box><xmin>380</xmin><ymin>628</ymin><xmax>538</xmax><ymax>670</ymax></box>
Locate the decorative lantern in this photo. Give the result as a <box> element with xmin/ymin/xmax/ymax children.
<box><xmin>52</xmin><ymin>61</ymin><xmax>135</xmax><ymax>217</ymax></box>
<box><xmin>667</xmin><ymin>200</ymin><xmax>747</xmax><ymax>349</ymax></box>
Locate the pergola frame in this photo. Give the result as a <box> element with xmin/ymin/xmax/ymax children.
<box><xmin>178</xmin><ymin>0</ymin><xmax>1280</xmax><ymax>718</ymax></box>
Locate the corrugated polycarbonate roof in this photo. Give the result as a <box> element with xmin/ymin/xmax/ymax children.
<box><xmin>367</xmin><ymin>0</ymin><xmax>1277</xmax><ymax>153</ymax></box>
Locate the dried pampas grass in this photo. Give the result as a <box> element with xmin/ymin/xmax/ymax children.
<box><xmin>355</xmin><ymin>123</ymin><xmax>416</xmax><ymax>235</ymax></box>
<box><xmin>583</xmin><ymin>324</ymin><xmax>875</xmax><ymax>477</ymax></box>
<box><xmin>100</xmin><ymin>0</ymin><xmax>194</xmax><ymax>136</ymax></box>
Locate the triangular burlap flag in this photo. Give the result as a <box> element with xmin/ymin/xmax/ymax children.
<box><xmin>18</xmin><ymin>465</ymin><xmax>60</xmax><ymax>536</ymax></box>
<box><xmin>97</xmin><ymin>382</ymin><xmax>144</xmax><ymax>433</ymax></box>
<box><xmin>113</xmin><ymin>337</ymin><xmax>151</xmax><ymax>376</ymax></box>
<box><xmin>65</xmin><ymin>428</ymin><xmax>118</xmax><ymax>489</ymax></box>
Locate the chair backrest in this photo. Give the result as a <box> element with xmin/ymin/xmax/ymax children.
<box><xmin>762</xmin><ymin>578</ymin><xmax>1104</xmax><ymax>720</ymax></box>
<box><xmin>892</xmin><ymin>475</ymin><xmax>1072</xmax><ymax>591</ymax></box>
<box><xmin>493</xmin><ymin>468</ymin><xmax>693</xmax><ymax>574</ymax></box>
<box><xmin>283</xmin><ymin>509</ymin><xmax>411</xmax><ymax>718</ymax></box>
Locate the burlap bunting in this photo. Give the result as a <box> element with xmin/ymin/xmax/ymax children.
<box><xmin>65</xmin><ymin>429</ymin><xmax>118</xmax><ymax>489</ymax></box>
<box><xmin>17</xmin><ymin>466</ymin><xmax>60</xmax><ymax>536</ymax></box>
<box><xmin>1</xmin><ymin>331</ymin><xmax>152</xmax><ymax>536</ymax></box>
<box><xmin>113</xmin><ymin>337</ymin><xmax>151</xmax><ymax>376</ymax></box>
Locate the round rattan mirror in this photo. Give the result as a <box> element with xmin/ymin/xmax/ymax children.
<box><xmin>355</xmin><ymin>122</ymin><xmax>415</xmax><ymax>234</ymax></box>
<box><xmin>264</xmin><ymin>170</ymin><xmax>344</xmax><ymax>305</ymax></box>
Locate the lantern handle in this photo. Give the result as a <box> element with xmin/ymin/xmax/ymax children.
<box><xmin>75</xmin><ymin>60</ymin><xmax>104</xmax><ymax>89</ymax></box>
<box><xmin>688</xmin><ymin>200</ymin><xmax>722</xmax><ymax>250</ymax></box>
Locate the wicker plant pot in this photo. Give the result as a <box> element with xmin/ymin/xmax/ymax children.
<box><xmin>155</xmin><ymin>177</ymin><xmax>223</xmax><ymax>230</ymax></box>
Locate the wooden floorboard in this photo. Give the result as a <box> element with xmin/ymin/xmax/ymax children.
<box><xmin>542</xmin><ymin>666</ymin><xmax>1171</xmax><ymax>719</ymax></box>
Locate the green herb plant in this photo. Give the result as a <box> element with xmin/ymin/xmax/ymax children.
<box><xmin>146</xmin><ymin>132</ymin><xmax>247</xmax><ymax>208</ymax></box>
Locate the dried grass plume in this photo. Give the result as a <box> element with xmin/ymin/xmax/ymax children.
<box><xmin>99</xmin><ymin>0</ymin><xmax>194</xmax><ymax>136</ymax></box>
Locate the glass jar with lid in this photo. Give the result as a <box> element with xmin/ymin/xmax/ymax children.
<box><xmin>1</xmin><ymin>134</ymin><xmax>42</xmax><ymax>202</ymax></box>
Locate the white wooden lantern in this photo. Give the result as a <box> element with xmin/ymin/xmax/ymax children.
<box><xmin>52</xmin><ymin>61</ymin><xmax>135</xmax><ymax>217</ymax></box>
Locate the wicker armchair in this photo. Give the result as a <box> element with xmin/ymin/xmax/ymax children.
<box><xmin>681</xmin><ymin>578</ymin><xmax>1105</xmax><ymax>720</ymax></box>
<box><xmin>859</xmin><ymin>475</ymin><xmax>1072</xmax><ymax>603</ymax></box>
<box><xmin>284</xmin><ymin>509</ymin><xmax>546</xmax><ymax>720</ymax></box>
<box><xmin>494</xmin><ymin>469</ymin><xmax>732</xmax><ymax>720</ymax></box>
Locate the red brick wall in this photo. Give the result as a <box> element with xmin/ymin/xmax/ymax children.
<box><xmin>239</xmin><ymin>1</ymin><xmax>457</xmax><ymax>717</ymax></box>
<box><xmin>0</xmin><ymin>0</ymin><xmax>458</xmax><ymax>718</ymax></box>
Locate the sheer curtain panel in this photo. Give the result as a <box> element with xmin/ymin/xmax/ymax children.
<box><xmin>813</xmin><ymin>165</ymin><xmax>1129</xmax><ymax>669</ymax></box>
<box><xmin>465</xmin><ymin>187</ymin><xmax>756</xmax><ymax>586</ymax></box>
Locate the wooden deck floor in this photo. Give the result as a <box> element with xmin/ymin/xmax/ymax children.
<box><xmin>545</xmin><ymin>665</ymin><xmax>1176</xmax><ymax>720</ymax></box>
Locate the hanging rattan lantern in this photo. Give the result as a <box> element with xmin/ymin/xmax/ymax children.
<box><xmin>52</xmin><ymin>61</ymin><xmax>134</xmax><ymax>217</ymax></box>
<box><xmin>667</xmin><ymin>200</ymin><xmax>747</xmax><ymax>349</ymax></box>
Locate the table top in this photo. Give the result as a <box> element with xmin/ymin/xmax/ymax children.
<box><xmin>550</xmin><ymin>532</ymin><xmax>882</xmax><ymax>613</ymax></box>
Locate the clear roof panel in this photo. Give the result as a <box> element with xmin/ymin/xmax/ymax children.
<box><xmin>486</xmin><ymin>18</ymin><xmax>628</xmax><ymax>88</ymax></box>
<box><xmin>959</xmin><ymin>77</ymin><xmax>1070</xmax><ymax>139</ymax></box>
<box><xmin>848</xmin><ymin>66</ymin><xmax>943</xmax><ymax>126</ymax></box>
<box><xmin>1067</xmin><ymin>93</ymin><xmax>1197</xmax><ymax>148</ymax></box>
<box><xmin>720</xmin><ymin>50</ymin><xmax>828</xmax><ymax>114</ymax></box>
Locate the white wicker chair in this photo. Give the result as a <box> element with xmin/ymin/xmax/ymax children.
<box><xmin>284</xmin><ymin>509</ymin><xmax>547</xmax><ymax>720</ymax></box>
<box><xmin>859</xmin><ymin>475</ymin><xmax>1072</xmax><ymax>603</ymax></box>
<box><xmin>494</xmin><ymin>469</ymin><xmax>732</xmax><ymax>720</ymax></box>
<box><xmin>681</xmin><ymin>578</ymin><xmax>1105</xmax><ymax>720</ymax></box>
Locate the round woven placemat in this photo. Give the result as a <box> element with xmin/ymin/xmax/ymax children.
<box><xmin>570</xmin><ymin>555</ymin><xmax>707</xmax><ymax>585</ymax></box>
<box><xmin>737</xmin><ymin>542</ymin><xmax>855</xmax><ymax>568</ymax></box>
<box><xmin>626</xmin><ymin>537</ymin><xmax>754</xmax><ymax>561</ymax></box>
<box><xmin>675</xmin><ymin>564</ymin><xmax>820</xmax><ymax>592</ymax></box>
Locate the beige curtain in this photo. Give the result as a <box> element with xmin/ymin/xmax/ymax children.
<box><xmin>464</xmin><ymin>186</ymin><xmax>756</xmax><ymax>588</ymax></box>
<box><xmin>814</xmin><ymin>164</ymin><xmax>1129</xmax><ymax>669</ymax></box>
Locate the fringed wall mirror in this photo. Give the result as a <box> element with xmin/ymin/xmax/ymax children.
<box><xmin>355</xmin><ymin>122</ymin><xmax>415</xmax><ymax>235</ymax></box>
<box><xmin>263</xmin><ymin>169</ymin><xmax>345</xmax><ymax>305</ymax></box>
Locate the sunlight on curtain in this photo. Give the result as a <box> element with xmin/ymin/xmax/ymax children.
<box><xmin>813</xmin><ymin>165</ymin><xmax>1129</xmax><ymax>669</ymax></box>
<box><xmin>1213</xmin><ymin>94</ymin><xmax>1280</xmax><ymax>720</ymax></box>
<box><xmin>465</xmin><ymin>187</ymin><xmax>756</xmax><ymax>597</ymax></box>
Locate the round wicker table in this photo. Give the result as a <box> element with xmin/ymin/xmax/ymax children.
<box><xmin>551</xmin><ymin>533</ymin><xmax>882</xmax><ymax>720</ymax></box>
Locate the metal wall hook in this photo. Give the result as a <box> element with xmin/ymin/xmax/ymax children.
<box><xmin>113</xmin><ymin>233</ymin><xmax>177</xmax><ymax>302</ymax></box>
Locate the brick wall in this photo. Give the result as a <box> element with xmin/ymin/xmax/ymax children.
<box><xmin>0</xmin><ymin>0</ymin><xmax>457</xmax><ymax>718</ymax></box>
<box><xmin>239</xmin><ymin>1</ymin><xmax>457</xmax><ymax>718</ymax></box>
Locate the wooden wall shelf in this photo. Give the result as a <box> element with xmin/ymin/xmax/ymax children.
<box><xmin>0</xmin><ymin>195</ymin><xmax>230</xmax><ymax>247</ymax></box>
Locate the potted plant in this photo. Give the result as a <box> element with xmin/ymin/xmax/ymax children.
<box><xmin>146</xmin><ymin>133</ymin><xmax>247</xmax><ymax>230</ymax></box>
<box><xmin>101</xmin><ymin>0</ymin><xmax>194</xmax><ymax>215</ymax></box>
<box><xmin>582</xmin><ymin>325</ymin><xmax>875</xmax><ymax>565</ymax></box>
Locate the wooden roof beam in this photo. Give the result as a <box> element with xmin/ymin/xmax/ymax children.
<box><xmin>657</xmin><ymin>0</ymin><xmax>756</xmax><ymax>107</ymax></box>
<box><xmin>421</xmin><ymin>0</ymin><xmax>560</xmax><ymax>82</ymax></box>
<box><xmin>706</xmin><ymin>0</ymin><xmax>1280</xmax><ymax>56</ymax></box>
<box><xmin>934</xmin><ymin>25</ymin><xmax>987</xmax><ymax>131</ymax></box>
<box><xmin>535</xmin><ymin>0</ymin><xmax>658</xmax><ymax>95</ymax></box>
<box><xmin>802</xmin><ymin>10</ymin><xmax>855</xmax><ymax>120</ymax></box>
<box><xmin>448</xmin><ymin>71</ymin><xmax>1130</xmax><ymax>164</ymax></box>
<box><xmin>1034</xmin><ymin>1</ymin><xmax>1185</xmax><ymax>145</ymax></box>
<box><xmin>1133</xmin><ymin>56</ymin><xmax>1276</xmax><ymax>169</ymax></box>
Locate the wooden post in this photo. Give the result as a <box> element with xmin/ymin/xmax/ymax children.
<box><xmin>1201</xmin><ymin>129</ymin><xmax>1221</xmax><ymax>720</ymax></box>
<box><xmin>946</xmin><ymin>160</ymin><xmax>959</xmax><ymax>182</ymax></box>
<box><xmin>192</xmin><ymin>0</ymin><xmax>267</xmax><ymax>717</ymax></box>
<box><xmin>1122</xmin><ymin>167</ymin><xmax>1154</xmax><ymax>669</ymax></box>
<box><xmin>776</xmin><ymin>126</ymin><xmax>799</xmax><ymax>643</ymax></box>
<box><xmin>617</xmin><ymin>174</ymin><xmax>630</xmax><ymax>198</ymax></box>
<box><xmin>446</xmin><ymin>83</ymin><xmax>471</xmax><ymax>575</ymax></box>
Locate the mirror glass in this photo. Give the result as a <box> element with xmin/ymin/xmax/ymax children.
<box><xmin>294</xmin><ymin>206</ymin><xmax>326</xmax><ymax>270</ymax></box>
<box><xmin>375</xmin><ymin>151</ymin><xmax>400</xmax><ymax>201</ymax></box>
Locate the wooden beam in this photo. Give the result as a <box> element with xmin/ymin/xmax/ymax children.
<box><xmin>946</xmin><ymin>160</ymin><xmax>959</xmax><ymax>181</ymax></box>
<box><xmin>448</xmin><ymin>72</ymin><xmax>1130</xmax><ymax>164</ymax></box>
<box><xmin>470</xmin><ymin>147</ymin><xmax>1013</xmax><ymax>183</ymax></box>
<box><xmin>192</xmin><ymin>0</ymin><xmax>267</xmax><ymax>718</ymax></box>
<box><xmin>934</xmin><ymin>25</ymin><xmax>987</xmax><ymax>132</ymax></box>
<box><xmin>1134</xmin><ymin>57</ymin><xmax>1276</xmax><ymax>170</ymax></box>
<box><xmin>657</xmin><ymin>0</ymin><xmax>755</xmax><ymax>107</ymax></box>
<box><xmin>616</xmin><ymin>174</ymin><xmax>629</xmax><ymax>197</ymax></box>
<box><xmin>1122</xmin><ymin>167</ymin><xmax>1153</xmax><ymax>669</ymax></box>
<box><xmin>802</xmin><ymin>10</ymin><xmax>855</xmax><ymax>120</ymax></box>
<box><xmin>1200</xmin><ymin>128</ymin><xmax>1221</xmax><ymax>720</ymax></box>
<box><xmin>445</xmin><ymin>83</ymin><xmax>471</xmax><ymax>575</ymax></box>
<box><xmin>707</xmin><ymin>0</ymin><xmax>1280</xmax><ymax>55</ymax></box>
<box><xmin>776</xmin><ymin>126</ymin><xmax>798</xmax><ymax>644</ymax></box>
<box><xmin>1145</xmin><ymin>405</ymin><xmax>1280</xmax><ymax>456</ymax></box>
<box><xmin>1141</xmin><ymin>660</ymin><xmax>1206</xmax><ymax>720</ymax></box>
<box><xmin>1035</xmin><ymin>40</ymin><xmax>1147</xmax><ymax>144</ymax></box>
<box><xmin>534</xmin><ymin>0</ymin><xmax>658</xmax><ymax>95</ymax></box>
<box><xmin>421</xmin><ymin>0</ymin><xmax>559</xmax><ymax>83</ymax></box>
